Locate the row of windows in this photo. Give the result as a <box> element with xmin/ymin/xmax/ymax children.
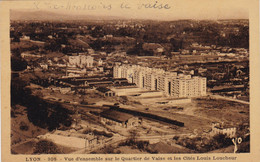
<box><xmin>114</xmin><ymin>67</ymin><xmax>207</xmax><ymax>97</ymax></box>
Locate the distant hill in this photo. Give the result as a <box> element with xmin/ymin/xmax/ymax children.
<box><xmin>10</xmin><ymin>10</ymin><xmax>122</xmax><ymax>21</ymax></box>
<box><xmin>10</xmin><ymin>10</ymin><xmax>248</xmax><ymax>22</ymax></box>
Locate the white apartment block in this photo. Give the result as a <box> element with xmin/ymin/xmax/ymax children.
<box><xmin>69</xmin><ymin>55</ymin><xmax>93</xmax><ymax>68</ymax></box>
<box><xmin>113</xmin><ymin>64</ymin><xmax>206</xmax><ymax>98</ymax></box>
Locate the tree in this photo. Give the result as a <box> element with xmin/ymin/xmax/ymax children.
<box><xmin>11</xmin><ymin>77</ymin><xmax>31</xmax><ymax>105</ymax></box>
<box><xmin>11</xmin><ymin>55</ymin><xmax>27</xmax><ymax>71</ymax></box>
<box><xmin>126</xmin><ymin>42</ymin><xmax>143</xmax><ymax>56</ymax></box>
<box><xmin>19</xmin><ymin>121</ymin><xmax>29</xmax><ymax>131</ymax></box>
<box><xmin>128</xmin><ymin>129</ymin><xmax>139</xmax><ymax>143</ymax></box>
<box><xmin>170</xmin><ymin>38</ymin><xmax>183</xmax><ymax>51</ymax></box>
<box><xmin>33</xmin><ymin>140</ymin><xmax>62</xmax><ymax>154</ymax></box>
<box><xmin>211</xmin><ymin>134</ymin><xmax>233</xmax><ymax>150</ymax></box>
<box><xmin>44</xmin><ymin>39</ymin><xmax>61</xmax><ymax>52</ymax></box>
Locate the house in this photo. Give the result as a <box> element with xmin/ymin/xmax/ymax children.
<box><xmin>97</xmin><ymin>66</ymin><xmax>104</xmax><ymax>72</ymax></box>
<box><xmin>20</xmin><ymin>35</ymin><xmax>30</xmax><ymax>41</ymax></box>
<box><xmin>40</xmin><ymin>63</ymin><xmax>48</xmax><ymax>70</ymax></box>
<box><xmin>100</xmin><ymin>110</ymin><xmax>141</xmax><ymax>128</ymax></box>
<box><xmin>198</xmin><ymin>67</ymin><xmax>207</xmax><ymax>74</ymax></box>
<box><xmin>21</xmin><ymin>53</ymin><xmax>42</xmax><ymax>59</ymax></box>
<box><xmin>87</xmin><ymin>48</ymin><xmax>95</xmax><ymax>54</ymax></box>
<box><xmin>59</xmin><ymin>87</ymin><xmax>71</xmax><ymax>94</ymax></box>
<box><xmin>48</xmin><ymin>35</ymin><xmax>53</xmax><ymax>39</ymax></box>
<box><xmin>211</xmin><ymin>122</ymin><xmax>236</xmax><ymax>138</ymax></box>
<box><xmin>97</xmin><ymin>59</ymin><xmax>103</xmax><ymax>66</ymax></box>
<box><xmin>38</xmin><ymin>131</ymin><xmax>104</xmax><ymax>149</ymax></box>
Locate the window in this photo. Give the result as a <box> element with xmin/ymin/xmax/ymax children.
<box><xmin>155</xmin><ymin>79</ymin><xmax>158</xmax><ymax>90</ymax></box>
<box><xmin>168</xmin><ymin>82</ymin><xmax>171</xmax><ymax>95</ymax></box>
<box><xmin>143</xmin><ymin>77</ymin><xmax>145</xmax><ymax>88</ymax></box>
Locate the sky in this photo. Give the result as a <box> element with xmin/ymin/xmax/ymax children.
<box><xmin>9</xmin><ymin>0</ymin><xmax>249</xmax><ymax>20</ymax></box>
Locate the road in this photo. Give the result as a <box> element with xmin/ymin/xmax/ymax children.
<box><xmin>71</xmin><ymin>135</ymin><xmax>127</xmax><ymax>154</ymax></box>
<box><xmin>72</xmin><ymin>133</ymin><xmax>191</xmax><ymax>154</ymax></box>
<box><xmin>77</xmin><ymin>38</ymin><xmax>90</xmax><ymax>46</ymax></box>
<box><xmin>209</xmin><ymin>94</ymin><xmax>249</xmax><ymax>105</ymax></box>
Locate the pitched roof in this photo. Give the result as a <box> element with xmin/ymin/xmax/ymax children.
<box><xmin>96</xmin><ymin>87</ymin><xmax>111</xmax><ymax>93</ymax></box>
<box><xmin>100</xmin><ymin>110</ymin><xmax>134</xmax><ymax>123</ymax></box>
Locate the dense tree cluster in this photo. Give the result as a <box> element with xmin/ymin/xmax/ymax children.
<box><xmin>176</xmin><ymin>134</ymin><xmax>233</xmax><ymax>153</ymax></box>
<box><xmin>11</xmin><ymin>76</ymin><xmax>72</xmax><ymax>131</ymax></box>
<box><xmin>33</xmin><ymin>140</ymin><xmax>62</xmax><ymax>154</ymax></box>
<box><xmin>10</xmin><ymin>19</ymin><xmax>249</xmax><ymax>56</ymax></box>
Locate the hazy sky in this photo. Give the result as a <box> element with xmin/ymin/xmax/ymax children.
<box><xmin>10</xmin><ymin>0</ymin><xmax>249</xmax><ymax>20</ymax></box>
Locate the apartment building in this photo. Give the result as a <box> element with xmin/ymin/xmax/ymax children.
<box><xmin>69</xmin><ymin>55</ymin><xmax>93</xmax><ymax>68</ymax></box>
<box><xmin>113</xmin><ymin>64</ymin><xmax>206</xmax><ymax>98</ymax></box>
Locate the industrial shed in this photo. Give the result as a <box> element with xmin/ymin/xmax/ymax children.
<box><xmin>96</xmin><ymin>87</ymin><xmax>115</xmax><ymax>97</ymax></box>
<box><xmin>100</xmin><ymin>110</ymin><xmax>141</xmax><ymax>128</ymax></box>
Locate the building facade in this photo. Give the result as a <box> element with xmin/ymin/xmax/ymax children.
<box><xmin>211</xmin><ymin>123</ymin><xmax>236</xmax><ymax>138</ymax></box>
<box><xmin>69</xmin><ymin>55</ymin><xmax>93</xmax><ymax>68</ymax></box>
<box><xmin>113</xmin><ymin>64</ymin><xmax>207</xmax><ymax>98</ymax></box>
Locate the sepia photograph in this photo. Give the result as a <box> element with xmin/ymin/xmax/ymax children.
<box><xmin>1</xmin><ymin>0</ymin><xmax>259</xmax><ymax>161</ymax></box>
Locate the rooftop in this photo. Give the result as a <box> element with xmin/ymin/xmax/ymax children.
<box><xmin>100</xmin><ymin>110</ymin><xmax>134</xmax><ymax>123</ymax></box>
<box><xmin>96</xmin><ymin>87</ymin><xmax>112</xmax><ymax>93</ymax></box>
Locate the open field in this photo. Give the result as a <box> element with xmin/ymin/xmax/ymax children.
<box><xmin>193</xmin><ymin>97</ymin><xmax>249</xmax><ymax>125</ymax></box>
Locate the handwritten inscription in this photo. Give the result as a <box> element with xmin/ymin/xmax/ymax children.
<box><xmin>33</xmin><ymin>1</ymin><xmax>172</xmax><ymax>11</ymax></box>
<box><xmin>138</xmin><ymin>1</ymin><xmax>171</xmax><ymax>9</ymax></box>
<box><xmin>120</xmin><ymin>2</ymin><xmax>131</xmax><ymax>9</ymax></box>
<box><xmin>34</xmin><ymin>1</ymin><xmax>112</xmax><ymax>10</ymax></box>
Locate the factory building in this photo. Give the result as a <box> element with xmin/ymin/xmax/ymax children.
<box><xmin>100</xmin><ymin>110</ymin><xmax>141</xmax><ymax>128</ymax></box>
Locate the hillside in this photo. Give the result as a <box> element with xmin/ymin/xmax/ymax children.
<box><xmin>10</xmin><ymin>10</ymin><xmax>121</xmax><ymax>21</ymax></box>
